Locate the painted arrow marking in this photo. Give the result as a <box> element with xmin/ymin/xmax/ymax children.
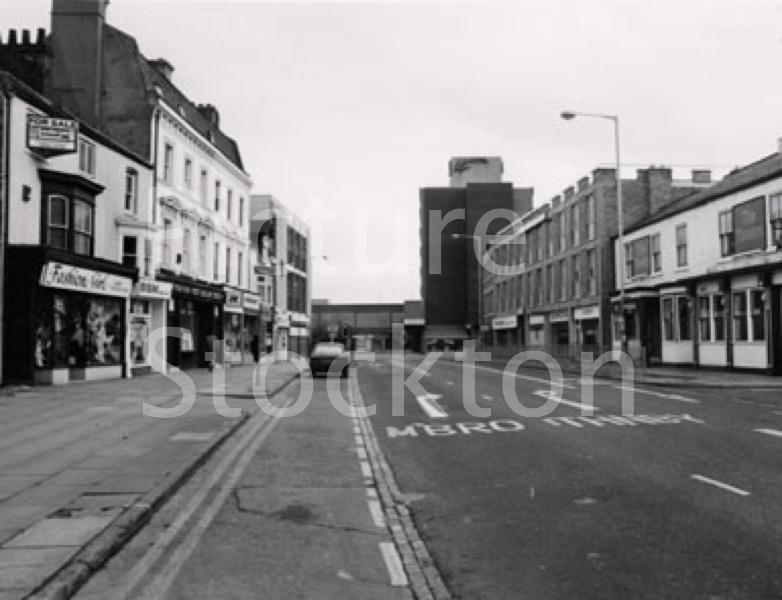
<box><xmin>414</xmin><ymin>393</ymin><xmax>448</xmax><ymax>418</ymax></box>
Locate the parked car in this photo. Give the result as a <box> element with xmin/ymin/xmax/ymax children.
<box><xmin>309</xmin><ymin>342</ymin><xmax>351</xmax><ymax>377</ymax></box>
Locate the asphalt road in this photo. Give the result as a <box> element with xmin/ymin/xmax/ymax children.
<box><xmin>360</xmin><ymin>352</ymin><xmax>782</xmax><ymax>600</ymax></box>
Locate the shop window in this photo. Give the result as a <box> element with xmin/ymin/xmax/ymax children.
<box><xmin>179</xmin><ymin>301</ymin><xmax>196</xmax><ymax>352</ymax></box>
<box><xmin>677</xmin><ymin>296</ymin><xmax>692</xmax><ymax>341</ymax></box>
<box><xmin>662</xmin><ymin>297</ymin><xmax>675</xmax><ymax>341</ymax></box>
<box><xmin>129</xmin><ymin>300</ymin><xmax>151</xmax><ymax>367</ymax></box>
<box><xmin>751</xmin><ymin>290</ymin><xmax>766</xmax><ymax>341</ymax></box>
<box><xmin>122</xmin><ymin>235</ymin><xmax>138</xmax><ymax>269</ymax></box>
<box><xmin>713</xmin><ymin>294</ymin><xmax>726</xmax><ymax>341</ymax></box>
<box><xmin>698</xmin><ymin>297</ymin><xmax>711</xmax><ymax>341</ymax></box>
<box><xmin>125</xmin><ymin>169</ymin><xmax>138</xmax><ymax>214</ymax></box>
<box><xmin>733</xmin><ymin>291</ymin><xmax>748</xmax><ymax>341</ymax></box>
<box><xmin>676</xmin><ymin>225</ymin><xmax>688</xmax><ymax>267</ymax></box>
<box><xmin>78</xmin><ymin>138</ymin><xmax>96</xmax><ymax>176</ymax></box>
<box><xmin>651</xmin><ymin>234</ymin><xmax>661</xmax><ymax>273</ymax></box>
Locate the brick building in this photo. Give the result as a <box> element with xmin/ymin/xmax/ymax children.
<box><xmin>419</xmin><ymin>157</ymin><xmax>533</xmax><ymax>349</ymax></box>
<box><xmin>482</xmin><ymin>167</ymin><xmax>713</xmax><ymax>358</ymax></box>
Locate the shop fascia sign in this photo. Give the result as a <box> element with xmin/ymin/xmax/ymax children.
<box><xmin>275</xmin><ymin>311</ymin><xmax>291</xmax><ymax>327</ymax></box>
<box><xmin>224</xmin><ymin>288</ymin><xmax>243</xmax><ymax>313</ymax></box>
<box><xmin>40</xmin><ymin>262</ymin><xmax>133</xmax><ymax>298</ymax></box>
<box><xmin>27</xmin><ymin>115</ymin><xmax>78</xmax><ymax>156</ymax></box>
<box><xmin>404</xmin><ymin>318</ymin><xmax>425</xmax><ymax>326</ymax></box>
<box><xmin>492</xmin><ymin>315</ymin><xmax>517</xmax><ymax>330</ymax></box>
<box><xmin>243</xmin><ymin>293</ymin><xmax>261</xmax><ymax>311</ymax></box>
<box><xmin>549</xmin><ymin>310</ymin><xmax>570</xmax><ymax>323</ymax></box>
<box><xmin>574</xmin><ymin>306</ymin><xmax>601</xmax><ymax>321</ymax></box>
<box><xmin>132</xmin><ymin>279</ymin><xmax>173</xmax><ymax>300</ymax></box>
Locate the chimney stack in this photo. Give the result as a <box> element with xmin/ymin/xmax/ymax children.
<box><xmin>691</xmin><ymin>169</ymin><xmax>712</xmax><ymax>184</ymax></box>
<box><xmin>149</xmin><ymin>58</ymin><xmax>174</xmax><ymax>82</ymax></box>
<box><xmin>197</xmin><ymin>103</ymin><xmax>220</xmax><ymax>128</ymax></box>
<box><xmin>49</xmin><ymin>0</ymin><xmax>110</xmax><ymax>126</ymax></box>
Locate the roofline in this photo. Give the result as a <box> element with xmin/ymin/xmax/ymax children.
<box><xmin>0</xmin><ymin>71</ymin><xmax>153</xmax><ymax>169</ymax></box>
<box><xmin>624</xmin><ymin>154</ymin><xmax>782</xmax><ymax>235</ymax></box>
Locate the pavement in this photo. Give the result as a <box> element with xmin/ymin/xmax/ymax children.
<box><xmin>0</xmin><ymin>362</ymin><xmax>300</xmax><ymax>600</ymax></box>
<box><xmin>360</xmin><ymin>352</ymin><xmax>782</xmax><ymax>599</ymax></box>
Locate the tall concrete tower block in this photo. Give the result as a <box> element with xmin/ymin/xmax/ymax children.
<box><xmin>448</xmin><ymin>157</ymin><xmax>503</xmax><ymax>187</ymax></box>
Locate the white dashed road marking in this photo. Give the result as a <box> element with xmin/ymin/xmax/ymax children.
<box><xmin>379</xmin><ymin>542</ymin><xmax>409</xmax><ymax>587</ymax></box>
<box><xmin>413</xmin><ymin>393</ymin><xmax>448</xmax><ymax>418</ymax></box>
<box><xmin>691</xmin><ymin>474</ymin><xmax>750</xmax><ymax>496</ymax></box>
<box><xmin>170</xmin><ymin>432</ymin><xmax>215</xmax><ymax>442</ymax></box>
<box><xmin>368</xmin><ymin>499</ymin><xmax>386</xmax><ymax>528</ymax></box>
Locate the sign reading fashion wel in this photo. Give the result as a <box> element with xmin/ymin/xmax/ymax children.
<box><xmin>26</xmin><ymin>115</ymin><xmax>78</xmax><ymax>154</ymax></box>
<box><xmin>39</xmin><ymin>262</ymin><xmax>133</xmax><ymax>298</ymax></box>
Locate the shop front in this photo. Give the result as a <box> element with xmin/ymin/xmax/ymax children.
<box><xmin>491</xmin><ymin>315</ymin><xmax>517</xmax><ymax>351</ymax></box>
<box><xmin>157</xmin><ymin>271</ymin><xmax>225</xmax><ymax>370</ymax></box>
<box><xmin>574</xmin><ymin>305</ymin><xmax>601</xmax><ymax>355</ymax></box>
<box><xmin>290</xmin><ymin>320</ymin><xmax>310</xmax><ymax>357</ymax></box>
<box><xmin>4</xmin><ymin>248</ymin><xmax>136</xmax><ymax>385</ymax></box>
<box><xmin>223</xmin><ymin>287</ymin><xmax>244</xmax><ymax>364</ymax></box>
<box><xmin>129</xmin><ymin>279</ymin><xmax>172</xmax><ymax>376</ymax></box>
<box><xmin>243</xmin><ymin>292</ymin><xmax>262</xmax><ymax>363</ymax></box>
<box><xmin>549</xmin><ymin>310</ymin><xmax>570</xmax><ymax>351</ymax></box>
<box><xmin>528</xmin><ymin>314</ymin><xmax>546</xmax><ymax>347</ymax></box>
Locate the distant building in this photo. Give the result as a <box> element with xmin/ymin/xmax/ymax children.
<box><xmin>616</xmin><ymin>144</ymin><xmax>782</xmax><ymax>372</ymax></box>
<box><xmin>310</xmin><ymin>302</ymin><xmax>405</xmax><ymax>352</ymax></box>
<box><xmin>482</xmin><ymin>167</ymin><xmax>712</xmax><ymax>358</ymax></box>
<box><xmin>419</xmin><ymin>157</ymin><xmax>533</xmax><ymax>350</ymax></box>
<box><xmin>250</xmin><ymin>195</ymin><xmax>311</xmax><ymax>356</ymax></box>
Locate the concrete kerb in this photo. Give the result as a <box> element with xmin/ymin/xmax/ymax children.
<box><xmin>26</xmin><ymin>370</ymin><xmax>301</xmax><ymax>600</ymax></box>
<box><xmin>349</xmin><ymin>370</ymin><xmax>452</xmax><ymax>600</ymax></box>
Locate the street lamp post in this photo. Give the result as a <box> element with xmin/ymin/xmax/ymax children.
<box><xmin>451</xmin><ymin>233</ymin><xmax>484</xmax><ymax>349</ymax></box>
<box><xmin>561</xmin><ymin>110</ymin><xmax>627</xmax><ymax>353</ymax></box>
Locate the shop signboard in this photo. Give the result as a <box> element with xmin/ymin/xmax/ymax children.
<box><xmin>574</xmin><ymin>306</ymin><xmax>600</xmax><ymax>321</ymax></box>
<box><xmin>243</xmin><ymin>293</ymin><xmax>261</xmax><ymax>312</ymax></box>
<box><xmin>529</xmin><ymin>315</ymin><xmax>546</xmax><ymax>326</ymax></box>
<box><xmin>404</xmin><ymin>318</ymin><xmax>425</xmax><ymax>326</ymax></box>
<box><xmin>132</xmin><ymin>279</ymin><xmax>173</xmax><ymax>300</ymax></box>
<box><xmin>40</xmin><ymin>262</ymin><xmax>133</xmax><ymax>298</ymax></box>
<box><xmin>27</xmin><ymin>115</ymin><xmax>78</xmax><ymax>155</ymax></box>
<box><xmin>549</xmin><ymin>310</ymin><xmax>570</xmax><ymax>323</ymax></box>
<box><xmin>492</xmin><ymin>316</ymin><xmax>517</xmax><ymax>330</ymax></box>
<box><xmin>224</xmin><ymin>288</ymin><xmax>243</xmax><ymax>314</ymax></box>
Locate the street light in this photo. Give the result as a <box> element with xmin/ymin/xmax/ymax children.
<box><xmin>451</xmin><ymin>233</ymin><xmax>485</xmax><ymax>348</ymax></box>
<box><xmin>561</xmin><ymin>110</ymin><xmax>627</xmax><ymax>353</ymax></box>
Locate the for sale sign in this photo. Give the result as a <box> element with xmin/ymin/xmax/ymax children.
<box><xmin>27</xmin><ymin>115</ymin><xmax>78</xmax><ymax>154</ymax></box>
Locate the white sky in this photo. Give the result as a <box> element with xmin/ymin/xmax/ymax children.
<box><xmin>5</xmin><ymin>0</ymin><xmax>782</xmax><ymax>302</ymax></box>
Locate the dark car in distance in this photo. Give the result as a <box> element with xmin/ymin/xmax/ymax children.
<box><xmin>309</xmin><ymin>342</ymin><xmax>351</xmax><ymax>378</ymax></box>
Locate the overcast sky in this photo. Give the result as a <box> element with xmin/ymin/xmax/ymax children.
<box><xmin>5</xmin><ymin>0</ymin><xmax>782</xmax><ymax>302</ymax></box>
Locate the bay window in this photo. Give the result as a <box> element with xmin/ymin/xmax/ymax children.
<box><xmin>662</xmin><ymin>295</ymin><xmax>692</xmax><ymax>342</ymax></box>
<box><xmin>731</xmin><ymin>289</ymin><xmax>768</xmax><ymax>343</ymax></box>
<box><xmin>45</xmin><ymin>194</ymin><xmax>94</xmax><ymax>256</ymax></box>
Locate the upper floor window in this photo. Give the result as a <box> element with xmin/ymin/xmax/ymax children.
<box><xmin>570</xmin><ymin>203</ymin><xmax>580</xmax><ymax>246</ymax></box>
<box><xmin>184</xmin><ymin>158</ymin><xmax>193</xmax><ymax>190</ymax></box>
<box><xmin>571</xmin><ymin>255</ymin><xmax>581</xmax><ymax>298</ymax></box>
<box><xmin>163</xmin><ymin>219</ymin><xmax>172</xmax><ymax>266</ymax></box>
<box><xmin>720</xmin><ymin>196</ymin><xmax>765</xmax><ymax>257</ymax></box>
<box><xmin>559</xmin><ymin>211</ymin><xmax>567</xmax><ymax>251</ymax></box>
<box><xmin>122</xmin><ymin>236</ymin><xmax>138</xmax><ymax>269</ymax></box>
<box><xmin>625</xmin><ymin>236</ymin><xmax>651</xmax><ymax>278</ymax></box>
<box><xmin>587</xmin><ymin>249</ymin><xmax>597</xmax><ymax>295</ymax></box>
<box><xmin>200</xmin><ymin>169</ymin><xmax>208</xmax><ymax>204</ymax></box>
<box><xmin>676</xmin><ymin>225</ymin><xmax>688</xmax><ymax>267</ymax></box>
<box><xmin>144</xmin><ymin>238</ymin><xmax>152</xmax><ymax>276</ymax></box>
<box><xmin>78</xmin><ymin>139</ymin><xmax>96</xmax><ymax>176</ymax></box>
<box><xmin>213</xmin><ymin>242</ymin><xmax>220</xmax><ymax>281</ymax></box>
<box><xmin>227</xmin><ymin>189</ymin><xmax>233</xmax><ymax>221</ymax></box>
<box><xmin>226</xmin><ymin>246</ymin><xmax>232</xmax><ymax>283</ymax></box>
<box><xmin>163</xmin><ymin>143</ymin><xmax>174</xmax><ymax>184</ymax></box>
<box><xmin>770</xmin><ymin>192</ymin><xmax>782</xmax><ymax>247</ymax></box>
<box><xmin>125</xmin><ymin>169</ymin><xmax>138</xmax><ymax>214</ymax></box>
<box><xmin>238</xmin><ymin>251</ymin><xmax>243</xmax><ymax>289</ymax></box>
<box><xmin>587</xmin><ymin>195</ymin><xmax>596</xmax><ymax>240</ymax></box>
<box><xmin>199</xmin><ymin>235</ymin><xmax>207</xmax><ymax>278</ymax></box>
<box><xmin>46</xmin><ymin>194</ymin><xmax>94</xmax><ymax>256</ymax></box>
<box><xmin>239</xmin><ymin>197</ymin><xmax>244</xmax><ymax>227</ymax></box>
<box><xmin>215</xmin><ymin>180</ymin><xmax>221</xmax><ymax>212</ymax></box>
<box><xmin>182</xmin><ymin>229</ymin><xmax>191</xmax><ymax>273</ymax></box>
<box><xmin>651</xmin><ymin>233</ymin><xmax>661</xmax><ymax>273</ymax></box>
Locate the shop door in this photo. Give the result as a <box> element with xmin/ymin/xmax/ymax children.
<box><xmin>773</xmin><ymin>288</ymin><xmax>782</xmax><ymax>374</ymax></box>
<box><xmin>644</xmin><ymin>298</ymin><xmax>662</xmax><ymax>365</ymax></box>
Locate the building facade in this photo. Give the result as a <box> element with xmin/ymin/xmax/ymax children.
<box><xmin>0</xmin><ymin>72</ymin><xmax>152</xmax><ymax>384</ymax></box>
<box><xmin>616</xmin><ymin>147</ymin><xmax>782</xmax><ymax>372</ymax></box>
<box><xmin>419</xmin><ymin>157</ymin><xmax>533</xmax><ymax>350</ymax></box>
<box><xmin>482</xmin><ymin>167</ymin><xmax>712</xmax><ymax>359</ymax></box>
<box><xmin>250</xmin><ymin>195</ymin><xmax>311</xmax><ymax>357</ymax></box>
